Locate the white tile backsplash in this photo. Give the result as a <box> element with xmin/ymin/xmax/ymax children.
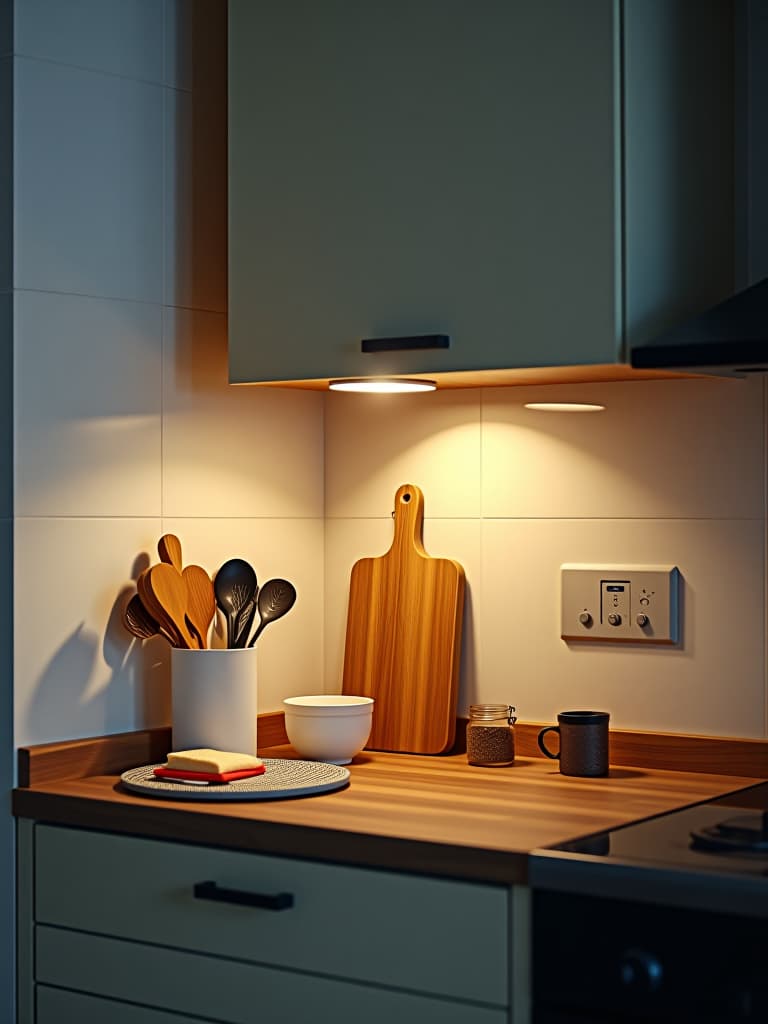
<box><xmin>325</xmin><ymin>389</ymin><xmax>482</xmax><ymax>518</ymax></box>
<box><xmin>14</xmin><ymin>57</ymin><xmax>163</xmax><ymax>301</ymax></box>
<box><xmin>162</xmin><ymin>307</ymin><xmax>324</xmax><ymax>519</ymax></box>
<box><xmin>482</xmin><ymin>378</ymin><xmax>765</xmax><ymax>519</ymax></box>
<box><xmin>8</xmin><ymin>0</ymin><xmax>768</xmax><ymax>780</ymax></box>
<box><xmin>161</xmin><ymin>517</ymin><xmax>325</xmax><ymax>711</ymax></box>
<box><xmin>14</xmin><ymin>0</ymin><xmax>164</xmax><ymax>82</ymax></box>
<box><xmin>14</xmin><ymin>290</ymin><xmax>162</xmax><ymax>517</ymax></box>
<box><xmin>480</xmin><ymin>517</ymin><xmax>765</xmax><ymax>737</ymax></box>
<box><xmin>163</xmin><ymin>85</ymin><xmax>227</xmax><ymax>312</ymax></box>
<box><xmin>324</xmin><ymin>377</ymin><xmax>768</xmax><ymax>738</ymax></box>
<box><xmin>14</xmin><ymin>517</ymin><xmax>166</xmax><ymax>748</ymax></box>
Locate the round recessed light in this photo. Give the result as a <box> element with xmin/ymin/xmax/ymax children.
<box><xmin>524</xmin><ymin>402</ymin><xmax>606</xmax><ymax>412</ymax></box>
<box><xmin>329</xmin><ymin>378</ymin><xmax>437</xmax><ymax>394</ymax></box>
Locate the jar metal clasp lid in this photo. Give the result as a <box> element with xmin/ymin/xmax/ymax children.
<box><xmin>469</xmin><ymin>703</ymin><xmax>517</xmax><ymax>725</ymax></box>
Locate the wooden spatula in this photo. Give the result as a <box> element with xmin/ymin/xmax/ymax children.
<box><xmin>141</xmin><ymin>563</ymin><xmax>196</xmax><ymax>649</ymax></box>
<box><xmin>183</xmin><ymin>565</ymin><xmax>216</xmax><ymax>649</ymax></box>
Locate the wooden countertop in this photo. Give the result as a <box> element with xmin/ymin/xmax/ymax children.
<box><xmin>13</xmin><ymin>732</ymin><xmax>761</xmax><ymax>884</ymax></box>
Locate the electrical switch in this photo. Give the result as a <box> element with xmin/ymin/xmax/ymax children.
<box><xmin>561</xmin><ymin>565</ymin><xmax>680</xmax><ymax>644</ymax></box>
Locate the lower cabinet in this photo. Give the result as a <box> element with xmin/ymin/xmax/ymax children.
<box><xmin>20</xmin><ymin>823</ymin><xmax>526</xmax><ymax>1023</ymax></box>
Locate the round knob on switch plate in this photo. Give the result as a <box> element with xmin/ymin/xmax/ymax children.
<box><xmin>607</xmin><ymin>612</ymin><xmax>622</xmax><ymax>626</ymax></box>
<box><xmin>636</xmin><ymin>613</ymin><xmax>649</xmax><ymax>627</ymax></box>
<box><xmin>578</xmin><ymin>611</ymin><xmax>592</xmax><ymax>627</ymax></box>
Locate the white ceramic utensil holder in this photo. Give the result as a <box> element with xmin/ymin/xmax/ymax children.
<box><xmin>171</xmin><ymin>647</ymin><xmax>258</xmax><ymax>755</ymax></box>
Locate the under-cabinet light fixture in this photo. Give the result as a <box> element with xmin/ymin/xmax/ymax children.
<box><xmin>524</xmin><ymin>402</ymin><xmax>605</xmax><ymax>412</ymax></box>
<box><xmin>329</xmin><ymin>378</ymin><xmax>437</xmax><ymax>394</ymax></box>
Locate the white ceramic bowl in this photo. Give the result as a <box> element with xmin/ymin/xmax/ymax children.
<box><xmin>283</xmin><ymin>695</ymin><xmax>374</xmax><ymax>765</ymax></box>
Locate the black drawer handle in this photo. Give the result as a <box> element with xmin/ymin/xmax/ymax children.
<box><xmin>193</xmin><ymin>880</ymin><xmax>294</xmax><ymax>911</ymax></box>
<box><xmin>361</xmin><ymin>334</ymin><xmax>450</xmax><ymax>353</ymax></box>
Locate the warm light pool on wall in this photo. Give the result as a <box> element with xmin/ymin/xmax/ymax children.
<box><xmin>524</xmin><ymin>402</ymin><xmax>606</xmax><ymax>412</ymax></box>
<box><xmin>329</xmin><ymin>378</ymin><xmax>437</xmax><ymax>393</ymax></box>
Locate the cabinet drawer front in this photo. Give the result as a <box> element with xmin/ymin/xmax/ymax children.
<box><xmin>37</xmin><ymin>926</ymin><xmax>508</xmax><ymax>1024</ymax></box>
<box><xmin>37</xmin><ymin>986</ymin><xmax>205</xmax><ymax>1024</ymax></box>
<box><xmin>35</xmin><ymin>825</ymin><xmax>508</xmax><ymax>1005</ymax></box>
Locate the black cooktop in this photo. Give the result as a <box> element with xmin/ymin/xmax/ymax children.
<box><xmin>530</xmin><ymin>781</ymin><xmax>768</xmax><ymax>918</ymax></box>
<box><xmin>551</xmin><ymin>781</ymin><xmax>768</xmax><ymax>867</ymax></box>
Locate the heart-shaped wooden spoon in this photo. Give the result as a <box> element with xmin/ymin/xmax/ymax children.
<box><xmin>183</xmin><ymin>565</ymin><xmax>216</xmax><ymax>649</ymax></box>
<box><xmin>141</xmin><ymin>563</ymin><xmax>195</xmax><ymax>648</ymax></box>
<box><xmin>136</xmin><ymin>570</ymin><xmax>180</xmax><ymax>645</ymax></box>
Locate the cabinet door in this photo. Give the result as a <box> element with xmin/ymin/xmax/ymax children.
<box><xmin>229</xmin><ymin>0</ymin><xmax>622</xmax><ymax>383</ymax></box>
<box><xmin>35</xmin><ymin>825</ymin><xmax>509</xmax><ymax>1006</ymax></box>
<box><xmin>37</xmin><ymin>927</ymin><xmax>508</xmax><ymax>1024</ymax></box>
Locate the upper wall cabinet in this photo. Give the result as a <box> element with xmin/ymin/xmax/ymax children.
<box><xmin>228</xmin><ymin>0</ymin><xmax>734</xmax><ymax>389</ymax></box>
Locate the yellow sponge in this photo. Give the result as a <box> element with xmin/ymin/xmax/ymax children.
<box><xmin>166</xmin><ymin>748</ymin><xmax>264</xmax><ymax>774</ymax></box>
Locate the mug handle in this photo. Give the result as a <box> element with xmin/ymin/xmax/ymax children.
<box><xmin>538</xmin><ymin>726</ymin><xmax>560</xmax><ymax>760</ymax></box>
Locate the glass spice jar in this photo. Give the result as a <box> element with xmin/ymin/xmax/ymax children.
<box><xmin>467</xmin><ymin>704</ymin><xmax>517</xmax><ymax>766</ymax></box>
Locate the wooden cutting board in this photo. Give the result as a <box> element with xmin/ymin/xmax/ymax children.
<box><xmin>341</xmin><ymin>484</ymin><xmax>465</xmax><ymax>754</ymax></box>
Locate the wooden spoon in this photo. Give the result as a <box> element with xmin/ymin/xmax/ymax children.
<box><xmin>142</xmin><ymin>563</ymin><xmax>196</xmax><ymax>649</ymax></box>
<box><xmin>158</xmin><ymin>533</ymin><xmax>183</xmax><ymax>573</ymax></box>
<box><xmin>136</xmin><ymin>570</ymin><xmax>181</xmax><ymax>646</ymax></box>
<box><xmin>183</xmin><ymin>565</ymin><xmax>216</xmax><ymax>649</ymax></box>
<box><xmin>247</xmin><ymin>578</ymin><xmax>297</xmax><ymax>647</ymax></box>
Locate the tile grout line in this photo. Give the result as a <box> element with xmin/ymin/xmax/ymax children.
<box><xmin>12</xmin><ymin>514</ymin><xmax>766</xmax><ymax>522</ymax></box>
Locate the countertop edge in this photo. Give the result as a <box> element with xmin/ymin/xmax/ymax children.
<box><xmin>12</xmin><ymin>785</ymin><xmax>527</xmax><ymax>884</ymax></box>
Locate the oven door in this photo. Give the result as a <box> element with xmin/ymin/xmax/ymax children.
<box><xmin>533</xmin><ymin>890</ymin><xmax>768</xmax><ymax>1022</ymax></box>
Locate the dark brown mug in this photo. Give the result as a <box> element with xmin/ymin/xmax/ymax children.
<box><xmin>537</xmin><ymin>711</ymin><xmax>610</xmax><ymax>777</ymax></box>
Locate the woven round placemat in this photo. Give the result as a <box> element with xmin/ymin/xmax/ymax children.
<box><xmin>120</xmin><ymin>758</ymin><xmax>350</xmax><ymax>801</ymax></box>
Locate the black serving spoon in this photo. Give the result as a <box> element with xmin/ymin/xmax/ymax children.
<box><xmin>247</xmin><ymin>578</ymin><xmax>297</xmax><ymax>647</ymax></box>
<box><xmin>213</xmin><ymin>558</ymin><xmax>258</xmax><ymax>648</ymax></box>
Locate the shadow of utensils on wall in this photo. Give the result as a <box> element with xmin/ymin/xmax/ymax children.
<box><xmin>106</xmin><ymin>582</ymin><xmax>170</xmax><ymax>729</ymax></box>
<box><xmin>22</xmin><ymin>555</ymin><xmax>170</xmax><ymax>744</ymax></box>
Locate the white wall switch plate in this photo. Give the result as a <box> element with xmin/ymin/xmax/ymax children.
<box><xmin>561</xmin><ymin>564</ymin><xmax>680</xmax><ymax>644</ymax></box>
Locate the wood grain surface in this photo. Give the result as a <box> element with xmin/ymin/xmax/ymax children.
<box><xmin>182</xmin><ymin>565</ymin><xmax>216</xmax><ymax>649</ymax></box>
<box><xmin>13</xmin><ymin>741</ymin><xmax>760</xmax><ymax>885</ymax></box>
<box><xmin>342</xmin><ymin>484</ymin><xmax>465</xmax><ymax>754</ymax></box>
<box><xmin>253</xmin><ymin>364</ymin><xmax>704</xmax><ymax>391</ymax></box>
